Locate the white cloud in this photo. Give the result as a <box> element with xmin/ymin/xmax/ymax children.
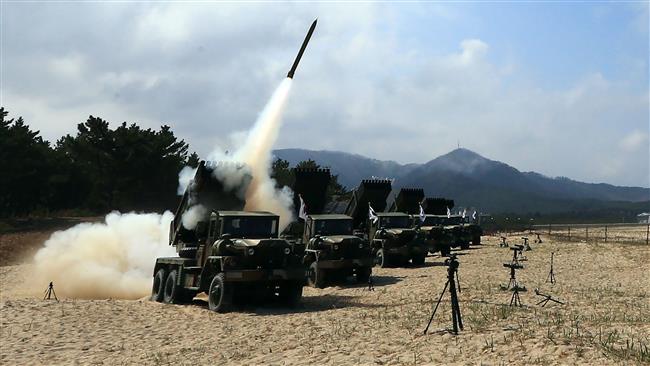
<box><xmin>620</xmin><ymin>130</ymin><xmax>649</xmax><ymax>152</ymax></box>
<box><xmin>2</xmin><ymin>3</ymin><xmax>648</xmax><ymax>187</ymax></box>
<box><xmin>458</xmin><ymin>39</ymin><xmax>488</xmax><ymax>65</ymax></box>
<box><xmin>49</xmin><ymin>53</ymin><xmax>86</xmax><ymax>80</ymax></box>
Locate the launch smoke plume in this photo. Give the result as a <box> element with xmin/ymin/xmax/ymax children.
<box><xmin>230</xmin><ymin>78</ymin><xmax>295</xmax><ymax>229</ymax></box>
<box><xmin>192</xmin><ymin>78</ymin><xmax>296</xmax><ymax>229</ymax></box>
<box><xmin>33</xmin><ymin>212</ymin><xmax>176</xmax><ymax>299</ymax></box>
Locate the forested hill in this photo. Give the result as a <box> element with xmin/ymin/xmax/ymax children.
<box><xmin>273</xmin><ymin>148</ymin><xmax>650</xmax><ymax>214</ymax></box>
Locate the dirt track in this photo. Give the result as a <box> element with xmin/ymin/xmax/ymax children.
<box><xmin>1</xmin><ymin>233</ymin><xmax>649</xmax><ymax>365</ymax></box>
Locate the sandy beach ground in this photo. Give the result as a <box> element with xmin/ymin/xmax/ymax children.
<box><xmin>1</xmin><ymin>231</ymin><xmax>649</xmax><ymax>365</ymax></box>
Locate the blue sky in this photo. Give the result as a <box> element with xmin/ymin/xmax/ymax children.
<box><xmin>2</xmin><ymin>2</ymin><xmax>649</xmax><ymax>187</ymax></box>
<box><xmin>388</xmin><ymin>3</ymin><xmax>648</xmax><ymax>89</ymax></box>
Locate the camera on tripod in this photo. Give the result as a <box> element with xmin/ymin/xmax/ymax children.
<box><xmin>424</xmin><ymin>253</ymin><xmax>463</xmax><ymax>335</ymax></box>
<box><xmin>503</xmin><ymin>262</ymin><xmax>523</xmax><ymax>270</ymax></box>
<box><xmin>509</xmin><ymin>244</ymin><xmax>526</xmax><ymax>262</ymax></box>
<box><xmin>444</xmin><ymin>254</ymin><xmax>459</xmax><ymax>269</ymax></box>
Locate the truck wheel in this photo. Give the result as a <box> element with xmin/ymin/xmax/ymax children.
<box><xmin>375</xmin><ymin>249</ymin><xmax>390</xmax><ymax>268</ymax></box>
<box><xmin>208</xmin><ymin>273</ymin><xmax>232</xmax><ymax>313</ymax></box>
<box><xmin>307</xmin><ymin>262</ymin><xmax>326</xmax><ymax>288</ymax></box>
<box><xmin>278</xmin><ymin>281</ymin><xmax>303</xmax><ymax>307</ymax></box>
<box><xmin>440</xmin><ymin>245</ymin><xmax>451</xmax><ymax>257</ymax></box>
<box><xmin>411</xmin><ymin>255</ymin><xmax>426</xmax><ymax>266</ymax></box>
<box><xmin>460</xmin><ymin>242</ymin><xmax>470</xmax><ymax>250</ymax></box>
<box><xmin>163</xmin><ymin>269</ymin><xmax>181</xmax><ymax>304</ymax></box>
<box><xmin>472</xmin><ymin>235</ymin><xmax>481</xmax><ymax>245</ymax></box>
<box><xmin>151</xmin><ymin>268</ymin><xmax>166</xmax><ymax>302</ymax></box>
<box><xmin>356</xmin><ymin>266</ymin><xmax>372</xmax><ymax>283</ymax></box>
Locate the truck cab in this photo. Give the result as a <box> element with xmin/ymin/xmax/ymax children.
<box><xmin>301</xmin><ymin>214</ymin><xmax>373</xmax><ymax>288</ymax></box>
<box><xmin>152</xmin><ymin>210</ymin><xmax>305</xmax><ymax>312</ymax></box>
<box><xmin>369</xmin><ymin>212</ymin><xmax>427</xmax><ymax>267</ymax></box>
<box><xmin>418</xmin><ymin>215</ymin><xmax>456</xmax><ymax>255</ymax></box>
<box><xmin>418</xmin><ymin>215</ymin><xmax>475</xmax><ymax>253</ymax></box>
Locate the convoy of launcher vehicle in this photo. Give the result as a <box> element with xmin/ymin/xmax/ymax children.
<box><xmin>151</xmin><ymin>163</ymin><xmax>482</xmax><ymax>312</ymax></box>
<box><xmin>150</xmin><ymin>20</ymin><xmax>482</xmax><ymax>311</ymax></box>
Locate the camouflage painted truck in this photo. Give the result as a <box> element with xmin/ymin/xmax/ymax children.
<box><xmin>151</xmin><ymin>161</ymin><xmax>305</xmax><ymax>312</ymax></box>
<box><xmin>463</xmin><ymin>217</ymin><xmax>483</xmax><ymax>245</ymax></box>
<box><xmin>345</xmin><ymin>180</ymin><xmax>427</xmax><ymax>267</ymax></box>
<box><xmin>286</xmin><ymin>168</ymin><xmax>373</xmax><ymax>287</ymax></box>
<box><xmin>302</xmin><ymin>214</ymin><xmax>373</xmax><ymax>287</ymax></box>
<box><xmin>418</xmin><ymin>197</ymin><xmax>458</xmax><ymax>255</ymax></box>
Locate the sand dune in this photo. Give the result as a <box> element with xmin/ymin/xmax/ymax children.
<box><xmin>1</xmin><ymin>234</ymin><xmax>649</xmax><ymax>365</ymax></box>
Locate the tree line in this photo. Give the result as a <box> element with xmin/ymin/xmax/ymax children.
<box><xmin>1</xmin><ymin>108</ymin><xmax>346</xmax><ymax>218</ymax></box>
<box><xmin>1</xmin><ymin>107</ymin><xmax>199</xmax><ymax>216</ymax></box>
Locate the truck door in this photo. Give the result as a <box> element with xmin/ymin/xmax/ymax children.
<box><xmin>302</xmin><ymin>218</ymin><xmax>312</xmax><ymax>244</ymax></box>
<box><xmin>200</xmin><ymin>215</ymin><xmax>219</xmax><ymax>266</ymax></box>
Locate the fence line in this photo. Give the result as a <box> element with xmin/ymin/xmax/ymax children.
<box><xmin>527</xmin><ymin>223</ymin><xmax>649</xmax><ymax>245</ymax></box>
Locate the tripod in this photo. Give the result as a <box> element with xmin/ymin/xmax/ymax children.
<box><xmin>522</xmin><ymin>237</ymin><xmax>531</xmax><ymax>251</ymax></box>
<box><xmin>503</xmin><ymin>262</ymin><xmax>525</xmax><ymax>306</ymax></box>
<box><xmin>43</xmin><ymin>282</ymin><xmax>58</xmax><ymax>301</ymax></box>
<box><xmin>424</xmin><ymin>254</ymin><xmax>463</xmax><ymax>335</ymax></box>
<box><xmin>510</xmin><ymin>285</ymin><xmax>524</xmax><ymax>306</ymax></box>
<box><xmin>535</xmin><ymin>288</ymin><xmax>563</xmax><ymax>307</ymax></box>
<box><xmin>510</xmin><ymin>245</ymin><xmax>524</xmax><ymax>264</ymax></box>
<box><xmin>503</xmin><ymin>262</ymin><xmax>524</xmax><ymax>289</ymax></box>
<box><xmin>546</xmin><ymin>252</ymin><xmax>556</xmax><ymax>284</ymax></box>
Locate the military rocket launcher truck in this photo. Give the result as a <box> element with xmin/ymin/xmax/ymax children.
<box><xmin>419</xmin><ymin>198</ymin><xmax>482</xmax><ymax>252</ymax></box>
<box><xmin>288</xmin><ymin>168</ymin><xmax>373</xmax><ymax>288</ymax></box>
<box><xmin>151</xmin><ymin>161</ymin><xmax>305</xmax><ymax>312</ymax></box>
<box><xmin>418</xmin><ymin>197</ymin><xmax>457</xmax><ymax>255</ymax></box>
<box><xmin>346</xmin><ymin>180</ymin><xmax>427</xmax><ymax>267</ymax></box>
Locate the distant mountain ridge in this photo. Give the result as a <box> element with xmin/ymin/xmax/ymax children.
<box><xmin>273</xmin><ymin>148</ymin><xmax>650</xmax><ymax>214</ymax></box>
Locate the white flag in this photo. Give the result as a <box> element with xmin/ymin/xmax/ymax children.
<box><xmin>419</xmin><ymin>203</ymin><xmax>426</xmax><ymax>223</ymax></box>
<box><xmin>472</xmin><ymin>211</ymin><xmax>477</xmax><ymax>221</ymax></box>
<box><xmin>298</xmin><ymin>194</ymin><xmax>307</xmax><ymax>220</ymax></box>
<box><xmin>368</xmin><ymin>204</ymin><xmax>379</xmax><ymax>224</ymax></box>
<box><xmin>447</xmin><ymin>207</ymin><xmax>451</xmax><ymax>218</ymax></box>
<box><xmin>462</xmin><ymin>209</ymin><xmax>466</xmax><ymax>219</ymax></box>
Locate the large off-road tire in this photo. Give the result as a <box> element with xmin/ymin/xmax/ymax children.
<box><xmin>375</xmin><ymin>248</ymin><xmax>390</xmax><ymax>268</ymax></box>
<box><xmin>307</xmin><ymin>261</ymin><xmax>326</xmax><ymax>288</ymax></box>
<box><xmin>151</xmin><ymin>268</ymin><xmax>166</xmax><ymax>302</ymax></box>
<box><xmin>208</xmin><ymin>273</ymin><xmax>233</xmax><ymax>313</ymax></box>
<box><xmin>411</xmin><ymin>255</ymin><xmax>426</xmax><ymax>266</ymax></box>
<box><xmin>278</xmin><ymin>281</ymin><xmax>303</xmax><ymax>307</ymax></box>
<box><xmin>460</xmin><ymin>241</ymin><xmax>470</xmax><ymax>250</ymax></box>
<box><xmin>163</xmin><ymin>269</ymin><xmax>182</xmax><ymax>304</ymax></box>
<box><xmin>472</xmin><ymin>235</ymin><xmax>481</xmax><ymax>246</ymax></box>
<box><xmin>356</xmin><ymin>266</ymin><xmax>372</xmax><ymax>283</ymax></box>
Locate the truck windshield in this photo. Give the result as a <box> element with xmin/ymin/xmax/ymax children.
<box><xmin>313</xmin><ymin>219</ymin><xmax>353</xmax><ymax>236</ymax></box>
<box><xmin>379</xmin><ymin>216</ymin><xmax>410</xmax><ymax>228</ymax></box>
<box><xmin>444</xmin><ymin>217</ymin><xmax>463</xmax><ymax>225</ymax></box>
<box><xmin>222</xmin><ymin>217</ymin><xmax>278</xmax><ymax>238</ymax></box>
<box><xmin>422</xmin><ymin>216</ymin><xmax>445</xmax><ymax>226</ymax></box>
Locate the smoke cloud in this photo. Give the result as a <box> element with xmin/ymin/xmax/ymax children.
<box><xmin>33</xmin><ymin>212</ymin><xmax>176</xmax><ymax>299</ymax></box>
<box><xmin>177</xmin><ymin>166</ymin><xmax>197</xmax><ymax>195</ymax></box>
<box><xmin>181</xmin><ymin>204</ymin><xmax>207</xmax><ymax>230</ymax></box>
